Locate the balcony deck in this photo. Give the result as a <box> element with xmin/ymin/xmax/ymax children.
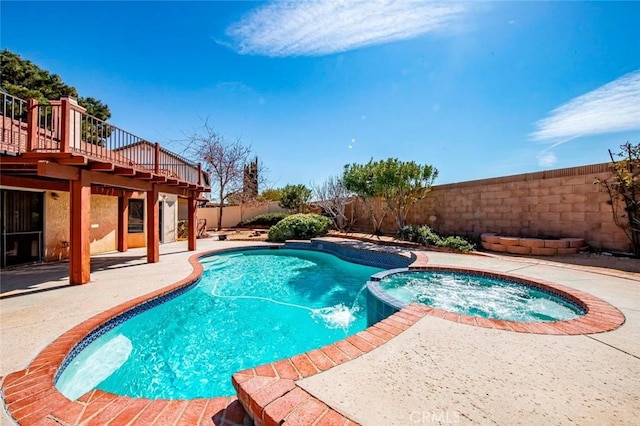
<box><xmin>1</xmin><ymin>93</ymin><xmax>208</xmax><ymax>284</ymax></box>
<box><xmin>1</xmin><ymin>98</ymin><xmax>205</xmax><ymax>193</ymax></box>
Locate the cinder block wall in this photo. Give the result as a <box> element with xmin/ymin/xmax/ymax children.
<box><xmin>350</xmin><ymin>163</ymin><xmax>630</xmax><ymax>252</ymax></box>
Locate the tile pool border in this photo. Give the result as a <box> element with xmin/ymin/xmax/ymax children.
<box><xmin>1</xmin><ymin>249</ymin><xmax>248</xmax><ymax>426</ymax></box>
<box><xmin>0</xmin><ymin>244</ymin><xmax>625</xmax><ymax>426</ymax></box>
<box><xmin>0</xmin><ymin>242</ymin><xmax>410</xmax><ymax>426</ymax></box>
<box><xmin>232</xmin><ymin>261</ymin><xmax>625</xmax><ymax>426</ymax></box>
<box><xmin>366</xmin><ymin>264</ymin><xmax>625</xmax><ymax>335</ymax></box>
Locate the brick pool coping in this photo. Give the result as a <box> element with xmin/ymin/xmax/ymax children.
<box><xmin>1</xmin><ymin>246</ymin><xmax>625</xmax><ymax>426</ymax></box>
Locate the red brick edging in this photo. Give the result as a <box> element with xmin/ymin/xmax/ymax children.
<box><xmin>231</xmin><ymin>303</ymin><xmax>435</xmax><ymax>426</ymax></box>
<box><xmin>1</xmin><ymin>247</ymin><xmax>626</xmax><ymax>426</ymax></box>
<box><xmin>232</xmin><ymin>249</ymin><xmax>625</xmax><ymax>426</ymax></box>
<box><xmin>232</xmin><ymin>276</ymin><xmax>625</xmax><ymax>426</ymax></box>
<box><xmin>403</xmin><ymin>263</ymin><xmax>625</xmax><ymax>335</ymax></box>
<box><xmin>1</xmin><ymin>251</ymin><xmax>247</xmax><ymax>426</ymax></box>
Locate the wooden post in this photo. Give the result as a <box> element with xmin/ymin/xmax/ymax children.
<box><xmin>197</xmin><ymin>163</ymin><xmax>202</xmax><ymax>186</ymax></box>
<box><xmin>59</xmin><ymin>98</ymin><xmax>71</xmax><ymax>153</ymax></box>
<box><xmin>26</xmin><ymin>99</ymin><xmax>38</xmax><ymax>152</ymax></box>
<box><xmin>117</xmin><ymin>192</ymin><xmax>132</xmax><ymax>252</ymax></box>
<box><xmin>188</xmin><ymin>192</ymin><xmax>197</xmax><ymax>251</ymax></box>
<box><xmin>69</xmin><ymin>170</ymin><xmax>91</xmax><ymax>284</ymax></box>
<box><xmin>154</xmin><ymin>142</ymin><xmax>160</xmax><ymax>174</ymax></box>
<box><xmin>146</xmin><ymin>185</ymin><xmax>159</xmax><ymax>263</ymax></box>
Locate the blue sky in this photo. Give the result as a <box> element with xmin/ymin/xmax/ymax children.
<box><xmin>2</xmin><ymin>1</ymin><xmax>639</xmax><ymax>189</ymax></box>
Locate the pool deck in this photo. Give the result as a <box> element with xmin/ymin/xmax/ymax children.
<box><xmin>1</xmin><ymin>239</ymin><xmax>639</xmax><ymax>425</ymax></box>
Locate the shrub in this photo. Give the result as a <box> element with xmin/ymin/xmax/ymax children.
<box><xmin>239</xmin><ymin>212</ymin><xmax>289</xmax><ymax>227</ymax></box>
<box><xmin>437</xmin><ymin>236</ymin><xmax>475</xmax><ymax>253</ymax></box>
<box><xmin>397</xmin><ymin>226</ymin><xmax>417</xmax><ymax>242</ymax></box>
<box><xmin>279</xmin><ymin>184</ymin><xmax>312</xmax><ymax>213</ymax></box>
<box><xmin>414</xmin><ymin>226</ymin><xmax>441</xmax><ymax>246</ymax></box>
<box><xmin>397</xmin><ymin>225</ymin><xmax>441</xmax><ymax>245</ymax></box>
<box><xmin>267</xmin><ymin>213</ymin><xmax>333</xmax><ymax>242</ymax></box>
<box><xmin>397</xmin><ymin>224</ymin><xmax>475</xmax><ymax>252</ymax></box>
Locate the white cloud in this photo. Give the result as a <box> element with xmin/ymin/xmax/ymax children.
<box><xmin>530</xmin><ymin>70</ymin><xmax>640</xmax><ymax>141</ymax></box>
<box><xmin>227</xmin><ymin>0</ymin><xmax>468</xmax><ymax>57</ymax></box>
<box><xmin>536</xmin><ymin>150</ymin><xmax>557</xmax><ymax>168</ymax></box>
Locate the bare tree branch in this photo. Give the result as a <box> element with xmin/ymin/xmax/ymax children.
<box><xmin>312</xmin><ymin>175</ymin><xmax>360</xmax><ymax>232</ymax></box>
<box><xmin>188</xmin><ymin>120</ymin><xmax>253</xmax><ymax>230</ymax></box>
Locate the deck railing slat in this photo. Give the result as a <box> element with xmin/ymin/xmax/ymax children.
<box><xmin>1</xmin><ymin>94</ymin><xmax>204</xmax><ymax>187</ymax></box>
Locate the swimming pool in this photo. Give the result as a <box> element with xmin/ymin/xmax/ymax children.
<box><xmin>55</xmin><ymin>249</ymin><xmax>382</xmax><ymax>400</ymax></box>
<box><xmin>370</xmin><ymin>270</ymin><xmax>585</xmax><ymax>322</ymax></box>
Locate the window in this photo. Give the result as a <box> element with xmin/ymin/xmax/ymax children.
<box><xmin>128</xmin><ymin>199</ymin><xmax>144</xmax><ymax>233</ymax></box>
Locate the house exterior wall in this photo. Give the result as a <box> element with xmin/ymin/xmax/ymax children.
<box><xmin>127</xmin><ymin>194</ymin><xmax>146</xmax><ymax>248</ymax></box>
<box><xmin>125</xmin><ymin>193</ymin><xmax>178</xmax><ymax>247</ymax></box>
<box><xmin>349</xmin><ymin>163</ymin><xmax>630</xmax><ymax>252</ymax></box>
<box><xmin>162</xmin><ymin>194</ymin><xmax>178</xmax><ymax>243</ymax></box>
<box><xmin>44</xmin><ymin>191</ymin><xmax>118</xmax><ymax>261</ymax></box>
<box><xmin>45</xmin><ymin>191</ymin><xmax>70</xmax><ymax>261</ymax></box>
<box><xmin>90</xmin><ymin>194</ymin><xmax>118</xmax><ymax>253</ymax></box>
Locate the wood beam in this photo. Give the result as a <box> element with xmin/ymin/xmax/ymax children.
<box><xmin>89</xmin><ymin>161</ymin><xmax>115</xmax><ymax>171</ymax></box>
<box><xmin>69</xmin><ymin>170</ymin><xmax>91</xmax><ymax>284</ymax></box>
<box><xmin>91</xmin><ymin>187</ymin><xmax>125</xmax><ymax>197</ymax></box>
<box><xmin>37</xmin><ymin>161</ymin><xmax>80</xmax><ymax>180</ymax></box>
<box><xmin>58</xmin><ymin>157</ymin><xmax>88</xmax><ymax>165</ymax></box>
<box><xmin>21</xmin><ymin>152</ymin><xmax>81</xmax><ymax>160</ymax></box>
<box><xmin>188</xmin><ymin>193</ymin><xmax>197</xmax><ymax>251</ymax></box>
<box><xmin>87</xmin><ymin>171</ymin><xmax>152</xmax><ymax>192</ymax></box>
<box><xmin>0</xmin><ymin>164</ymin><xmax>38</xmax><ymax>172</ymax></box>
<box><xmin>0</xmin><ymin>174</ymin><xmax>68</xmax><ymax>192</ymax></box>
<box><xmin>13</xmin><ymin>158</ymin><xmax>202</xmax><ymax>196</ymax></box>
<box><xmin>155</xmin><ymin>184</ymin><xmax>190</xmax><ymax>197</ymax></box>
<box><xmin>114</xmin><ymin>166</ymin><xmax>136</xmax><ymax>176</ymax></box>
<box><xmin>146</xmin><ymin>185</ymin><xmax>159</xmax><ymax>263</ymax></box>
<box><xmin>152</xmin><ymin>175</ymin><xmax>167</xmax><ymax>183</ymax></box>
<box><xmin>0</xmin><ymin>157</ymin><xmax>36</xmax><ymax>164</ymax></box>
<box><xmin>135</xmin><ymin>171</ymin><xmax>153</xmax><ymax>179</ymax></box>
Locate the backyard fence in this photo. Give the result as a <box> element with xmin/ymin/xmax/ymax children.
<box><xmin>349</xmin><ymin>163</ymin><xmax>629</xmax><ymax>253</ymax></box>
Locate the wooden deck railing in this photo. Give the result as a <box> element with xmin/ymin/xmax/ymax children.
<box><xmin>1</xmin><ymin>93</ymin><xmax>202</xmax><ymax>185</ymax></box>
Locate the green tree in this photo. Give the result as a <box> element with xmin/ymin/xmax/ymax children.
<box><xmin>79</xmin><ymin>96</ymin><xmax>111</xmax><ymax>120</ymax></box>
<box><xmin>596</xmin><ymin>142</ymin><xmax>640</xmax><ymax>256</ymax></box>
<box><xmin>343</xmin><ymin>158</ymin><xmax>438</xmax><ymax>233</ymax></box>
<box><xmin>279</xmin><ymin>184</ymin><xmax>312</xmax><ymax>213</ymax></box>
<box><xmin>261</xmin><ymin>188</ymin><xmax>283</xmax><ymax>202</ymax></box>
<box><xmin>343</xmin><ymin>160</ymin><xmax>387</xmax><ymax>234</ymax></box>
<box><xmin>376</xmin><ymin>158</ymin><xmax>438</xmax><ymax>229</ymax></box>
<box><xmin>1</xmin><ymin>49</ymin><xmax>111</xmax><ymax>121</ymax></box>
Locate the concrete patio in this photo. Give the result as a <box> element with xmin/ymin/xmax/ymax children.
<box><xmin>1</xmin><ymin>240</ymin><xmax>638</xmax><ymax>425</ymax></box>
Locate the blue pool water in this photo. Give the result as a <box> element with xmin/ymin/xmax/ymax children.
<box><xmin>56</xmin><ymin>249</ymin><xmax>381</xmax><ymax>400</ymax></box>
<box><xmin>378</xmin><ymin>271</ymin><xmax>584</xmax><ymax>322</ymax></box>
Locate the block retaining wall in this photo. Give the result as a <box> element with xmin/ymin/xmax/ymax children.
<box><xmin>350</xmin><ymin>163</ymin><xmax>630</xmax><ymax>253</ymax></box>
<box><xmin>480</xmin><ymin>233</ymin><xmax>587</xmax><ymax>256</ymax></box>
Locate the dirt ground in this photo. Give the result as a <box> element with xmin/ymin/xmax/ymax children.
<box><xmin>204</xmin><ymin>229</ymin><xmax>640</xmax><ymax>277</ymax></box>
